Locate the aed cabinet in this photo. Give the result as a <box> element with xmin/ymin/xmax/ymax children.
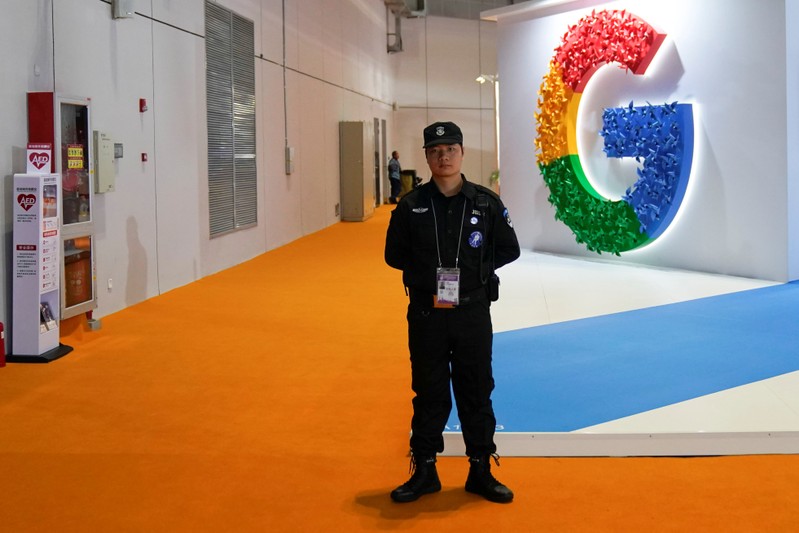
<box><xmin>28</xmin><ymin>92</ymin><xmax>98</xmax><ymax>320</ymax></box>
<box><xmin>339</xmin><ymin>121</ymin><xmax>375</xmax><ymax>222</ymax></box>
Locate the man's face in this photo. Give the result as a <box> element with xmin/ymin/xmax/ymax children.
<box><xmin>425</xmin><ymin>144</ymin><xmax>463</xmax><ymax>179</ymax></box>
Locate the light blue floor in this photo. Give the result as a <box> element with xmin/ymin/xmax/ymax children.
<box><xmin>443</xmin><ymin>252</ymin><xmax>799</xmax><ymax>439</ymax></box>
<box><xmin>482</xmin><ymin>282</ymin><xmax>799</xmax><ymax>432</ymax></box>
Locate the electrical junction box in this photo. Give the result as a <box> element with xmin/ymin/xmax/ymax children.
<box><xmin>93</xmin><ymin>131</ymin><xmax>115</xmax><ymax>193</ymax></box>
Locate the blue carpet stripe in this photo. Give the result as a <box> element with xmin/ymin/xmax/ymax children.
<box><xmin>446</xmin><ymin>281</ymin><xmax>799</xmax><ymax>433</ymax></box>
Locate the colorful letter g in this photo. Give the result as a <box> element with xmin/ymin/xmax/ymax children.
<box><xmin>535</xmin><ymin>10</ymin><xmax>694</xmax><ymax>255</ymax></box>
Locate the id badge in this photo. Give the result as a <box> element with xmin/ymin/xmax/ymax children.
<box><xmin>435</xmin><ymin>267</ymin><xmax>460</xmax><ymax>308</ymax></box>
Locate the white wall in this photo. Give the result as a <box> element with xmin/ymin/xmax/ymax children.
<box><xmin>1</xmin><ymin>1</ymin><xmax>56</xmax><ymax>344</ymax></box>
<box><xmin>1</xmin><ymin>0</ymin><xmax>396</xmax><ymax>347</ymax></box>
<box><xmin>0</xmin><ymin>1</ymin><xmax>498</xmax><ymax>352</ymax></box>
<box><xmin>390</xmin><ymin>15</ymin><xmax>498</xmax><ymax>189</ymax></box>
<box><xmin>492</xmin><ymin>0</ymin><xmax>796</xmax><ymax>282</ymax></box>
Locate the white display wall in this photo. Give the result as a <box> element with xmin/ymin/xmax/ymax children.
<box><xmin>488</xmin><ymin>0</ymin><xmax>798</xmax><ymax>282</ymax></box>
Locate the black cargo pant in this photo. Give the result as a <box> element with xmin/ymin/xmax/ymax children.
<box><xmin>406</xmin><ymin>294</ymin><xmax>497</xmax><ymax>458</ymax></box>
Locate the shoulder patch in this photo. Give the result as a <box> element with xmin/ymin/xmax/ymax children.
<box><xmin>503</xmin><ymin>208</ymin><xmax>513</xmax><ymax>228</ymax></box>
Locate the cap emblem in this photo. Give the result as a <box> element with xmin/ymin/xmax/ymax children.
<box><xmin>436</xmin><ymin>126</ymin><xmax>445</xmax><ymax>136</ymax></box>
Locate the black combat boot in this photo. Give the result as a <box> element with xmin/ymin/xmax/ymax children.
<box><xmin>390</xmin><ymin>455</ymin><xmax>441</xmax><ymax>503</ymax></box>
<box><xmin>465</xmin><ymin>454</ymin><xmax>514</xmax><ymax>503</ymax></box>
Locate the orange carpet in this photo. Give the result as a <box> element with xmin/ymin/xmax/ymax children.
<box><xmin>1</xmin><ymin>205</ymin><xmax>798</xmax><ymax>531</ymax></box>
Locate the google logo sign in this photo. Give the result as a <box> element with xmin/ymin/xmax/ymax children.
<box><xmin>535</xmin><ymin>10</ymin><xmax>694</xmax><ymax>255</ymax></box>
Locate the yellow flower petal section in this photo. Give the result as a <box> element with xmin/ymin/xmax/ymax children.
<box><xmin>534</xmin><ymin>61</ymin><xmax>578</xmax><ymax>166</ymax></box>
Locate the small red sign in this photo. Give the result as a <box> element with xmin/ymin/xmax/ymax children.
<box><xmin>26</xmin><ymin>142</ymin><xmax>53</xmax><ymax>174</ymax></box>
<box><xmin>29</xmin><ymin>152</ymin><xmax>51</xmax><ymax>170</ymax></box>
<box><xmin>17</xmin><ymin>193</ymin><xmax>37</xmax><ymax>211</ymax></box>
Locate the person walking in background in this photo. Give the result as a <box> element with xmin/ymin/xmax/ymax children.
<box><xmin>384</xmin><ymin>121</ymin><xmax>521</xmax><ymax>504</ymax></box>
<box><xmin>388</xmin><ymin>150</ymin><xmax>402</xmax><ymax>204</ymax></box>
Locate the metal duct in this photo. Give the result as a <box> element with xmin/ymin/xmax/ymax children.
<box><xmin>384</xmin><ymin>0</ymin><xmax>426</xmax><ymax>18</ymax></box>
<box><xmin>385</xmin><ymin>0</ymin><xmax>425</xmax><ymax>53</ymax></box>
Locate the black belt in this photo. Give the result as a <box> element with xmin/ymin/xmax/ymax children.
<box><xmin>408</xmin><ymin>286</ymin><xmax>487</xmax><ymax>308</ymax></box>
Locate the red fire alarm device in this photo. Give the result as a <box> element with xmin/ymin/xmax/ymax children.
<box><xmin>139</xmin><ymin>98</ymin><xmax>148</xmax><ymax>112</ymax></box>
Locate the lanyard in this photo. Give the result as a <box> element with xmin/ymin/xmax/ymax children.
<box><xmin>430</xmin><ymin>195</ymin><xmax>467</xmax><ymax>269</ymax></box>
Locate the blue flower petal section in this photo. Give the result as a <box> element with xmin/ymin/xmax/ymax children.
<box><xmin>600</xmin><ymin>102</ymin><xmax>694</xmax><ymax>240</ymax></box>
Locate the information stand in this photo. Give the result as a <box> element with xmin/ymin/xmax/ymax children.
<box><xmin>9</xmin><ymin>173</ymin><xmax>73</xmax><ymax>363</ymax></box>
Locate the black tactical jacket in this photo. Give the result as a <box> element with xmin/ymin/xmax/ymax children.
<box><xmin>385</xmin><ymin>176</ymin><xmax>520</xmax><ymax>295</ymax></box>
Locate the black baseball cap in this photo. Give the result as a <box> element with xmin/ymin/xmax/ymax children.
<box><xmin>423</xmin><ymin>121</ymin><xmax>463</xmax><ymax>148</ymax></box>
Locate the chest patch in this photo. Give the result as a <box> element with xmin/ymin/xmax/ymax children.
<box><xmin>468</xmin><ymin>231</ymin><xmax>483</xmax><ymax>248</ymax></box>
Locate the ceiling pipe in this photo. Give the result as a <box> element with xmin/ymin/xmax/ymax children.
<box><xmin>384</xmin><ymin>0</ymin><xmax>426</xmax><ymax>53</ymax></box>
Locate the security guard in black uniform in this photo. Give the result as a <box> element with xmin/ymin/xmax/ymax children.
<box><xmin>385</xmin><ymin>122</ymin><xmax>520</xmax><ymax>503</ymax></box>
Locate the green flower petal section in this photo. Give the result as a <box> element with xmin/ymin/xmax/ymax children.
<box><xmin>539</xmin><ymin>155</ymin><xmax>650</xmax><ymax>255</ymax></box>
